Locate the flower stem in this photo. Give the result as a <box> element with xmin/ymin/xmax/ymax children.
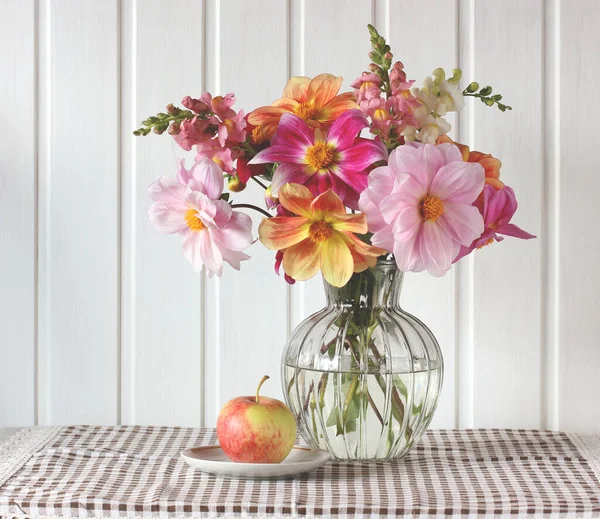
<box><xmin>250</xmin><ymin>176</ymin><xmax>269</xmax><ymax>190</ymax></box>
<box><xmin>230</xmin><ymin>204</ymin><xmax>272</xmax><ymax>218</ymax></box>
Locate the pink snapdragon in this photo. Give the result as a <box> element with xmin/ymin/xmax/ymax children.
<box><xmin>194</xmin><ymin>140</ymin><xmax>237</xmax><ymax>174</ymax></box>
<box><xmin>359</xmin><ymin>142</ymin><xmax>485</xmax><ymax>276</ymax></box>
<box><xmin>350</xmin><ymin>72</ymin><xmax>383</xmax><ymax>103</ymax></box>
<box><xmin>454</xmin><ymin>184</ymin><xmax>536</xmax><ymax>262</ymax></box>
<box><xmin>149</xmin><ymin>159</ymin><xmax>253</xmax><ymax>276</ymax></box>
<box><xmin>173</xmin><ymin>117</ymin><xmax>213</xmax><ymax>151</ymax></box>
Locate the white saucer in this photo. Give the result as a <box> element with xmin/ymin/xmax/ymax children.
<box><xmin>181</xmin><ymin>445</ymin><xmax>330</xmax><ymax>479</ymax></box>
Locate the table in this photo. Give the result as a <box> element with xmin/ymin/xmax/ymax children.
<box><xmin>1</xmin><ymin>426</ymin><xmax>599</xmax><ymax>518</ymax></box>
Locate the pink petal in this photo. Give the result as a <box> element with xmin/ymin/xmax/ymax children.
<box><xmin>326</xmin><ymin>109</ymin><xmax>368</xmax><ymax>150</ymax></box>
<box><xmin>420</xmin><ymin>221</ymin><xmax>460</xmax><ymax>277</ymax></box>
<box><xmin>496</xmin><ymin>223</ymin><xmax>537</xmax><ymax>240</ymax></box>
<box><xmin>417</xmin><ymin>144</ymin><xmax>447</xmax><ymax>187</ymax></box>
<box><xmin>189</xmin><ymin>158</ymin><xmax>224</xmax><ymax>199</ymax></box>
<box><xmin>435</xmin><ymin>142</ymin><xmax>464</xmax><ymax>164</ymax></box>
<box><xmin>392</xmin><ymin>205</ymin><xmax>422</xmax><ymax>242</ymax></box>
<box><xmin>270</xmin><ymin>163</ymin><xmax>310</xmax><ymax>196</ymax></box>
<box><xmin>184</xmin><ymin>190</ymin><xmax>218</xmax><ymax>226</ymax></box>
<box><xmin>249</xmin><ymin>144</ymin><xmax>306</xmax><ymax>165</ymax></box>
<box><xmin>389</xmin><ymin>143</ymin><xmax>425</xmax><ymax>183</ymax></box>
<box><xmin>371</xmin><ymin>224</ymin><xmax>396</xmax><ymax>251</ymax></box>
<box><xmin>379</xmin><ymin>181</ymin><xmax>421</xmax><ymax>224</ymax></box>
<box><xmin>177</xmin><ymin>158</ymin><xmax>191</xmax><ymax>185</ymax></box>
<box><xmin>338</xmin><ymin>138</ymin><xmax>387</xmax><ymax>172</ymax></box>
<box><xmin>393</xmin><ymin>233</ymin><xmax>424</xmax><ymax>273</ymax></box>
<box><xmin>437</xmin><ymin>202</ymin><xmax>484</xmax><ymax>246</ymax></box>
<box><xmin>429</xmin><ymin>161</ymin><xmax>485</xmax><ymax>204</ymax></box>
<box><xmin>212</xmin><ymin>199</ymin><xmax>233</xmax><ymax>228</ymax></box>
<box><xmin>219</xmin><ymin>247</ymin><xmax>250</xmax><ymax>270</ymax></box>
<box><xmin>329</xmin><ymin>166</ymin><xmax>368</xmax><ymax>198</ymax></box>
<box><xmin>148</xmin><ymin>202</ymin><xmax>188</xmax><ymax>234</ymax></box>
<box><xmin>453</xmin><ymin>244</ymin><xmax>475</xmax><ymax>263</ymax></box>
<box><xmin>211</xmin><ymin>212</ymin><xmax>253</xmax><ymax>251</ymax></box>
<box><xmin>197</xmin><ymin>230</ymin><xmax>224</xmax><ymax>275</ymax></box>
<box><xmin>148</xmin><ymin>176</ymin><xmax>187</xmax><ymax>203</ymax></box>
<box><xmin>182</xmin><ymin>231</ymin><xmax>205</xmax><ymax>272</ymax></box>
<box><xmin>358</xmin><ymin>189</ymin><xmax>385</xmax><ymax>232</ymax></box>
<box><xmin>272</xmin><ymin>113</ymin><xmax>314</xmax><ymax>148</ymax></box>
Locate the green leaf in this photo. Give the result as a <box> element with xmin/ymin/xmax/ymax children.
<box><xmin>326</xmin><ymin>407</ymin><xmax>339</xmax><ymax>427</ymax></box>
<box><xmin>346</xmin><ymin>398</ymin><xmax>360</xmax><ymax>422</ymax></box>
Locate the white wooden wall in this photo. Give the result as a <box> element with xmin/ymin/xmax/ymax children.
<box><xmin>1</xmin><ymin>0</ymin><xmax>599</xmax><ymax>433</ymax></box>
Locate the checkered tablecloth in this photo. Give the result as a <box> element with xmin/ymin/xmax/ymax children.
<box><xmin>0</xmin><ymin>426</ymin><xmax>599</xmax><ymax>518</ymax></box>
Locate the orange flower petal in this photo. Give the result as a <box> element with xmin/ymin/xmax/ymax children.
<box><xmin>331</xmin><ymin>213</ymin><xmax>368</xmax><ymax>234</ymax></box>
<box><xmin>279</xmin><ymin>183</ymin><xmax>315</xmax><ymax>217</ymax></box>
<box><xmin>307</xmin><ymin>74</ymin><xmax>343</xmax><ymax>108</ymax></box>
<box><xmin>349</xmin><ymin>247</ymin><xmax>378</xmax><ymax>273</ymax></box>
<box><xmin>282</xmin><ymin>76</ymin><xmax>311</xmax><ymax>102</ymax></box>
<box><xmin>282</xmin><ymin>239</ymin><xmax>321</xmax><ymax>281</ymax></box>
<box><xmin>485</xmin><ymin>177</ymin><xmax>505</xmax><ymax>190</ymax></box>
<box><xmin>272</xmin><ymin>97</ymin><xmax>301</xmax><ymax>112</ymax></box>
<box><xmin>311</xmin><ymin>189</ymin><xmax>345</xmax><ymax>218</ymax></box>
<box><xmin>258</xmin><ymin>216</ymin><xmax>310</xmax><ymax>250</ymax></box>
<box><xmin>342</xmin><ymin>232</ymin><xmax>387</xmax><ymax>258</ymax></box>
<box><xmin>320</xmin><ymin>233</ymin><xmax>353</xmax><ymax>287</ymax></box>
<box><xmin>477</xmin><ymin>156</ymin><xmax>502</xmax><ymax>179</ymax></box>
<box><xmin>247</xmin><ymin>106</ymin><xmax>287</xmax><ymax>126</ymax></box>
<box><xmin>319</xmin><ymin>92</ymin><xmax>359</xmax><ymax>121</ymax></box>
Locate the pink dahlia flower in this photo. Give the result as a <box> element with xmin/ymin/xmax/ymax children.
<box><xmin>149</xmin><ymin>159</ymin><xmax>253</xmax><ymax>276</ymax></box>
<box><xmin>359</xmin><ymin>142</ymin><xmax>485</xmax><ymax>276</ymax></box>
<box><xmin>249</xmin><ymin>109</ymin><xmax>387</xmax><ymax>209</ymax></box>
<box><xmin>454</xmin><ymin>184</ymin><xmax>536</xmax><ymax>262</ymax></box>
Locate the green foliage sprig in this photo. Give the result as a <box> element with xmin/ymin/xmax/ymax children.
<box><xmin>133</xmin><ymin>104</ymin><xmax>205</xmax><ymax>136</ymax></box>
<box><xmin>367</xmin><ymin>24</ymin><xmax>393</xmax><ymax>96</ymax></box>
<box><xmin>463</xmin><ymin>82</ymin><xmax>512</xmax><ymax>112</ymax></box>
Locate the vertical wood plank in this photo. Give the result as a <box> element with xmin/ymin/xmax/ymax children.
<box><xmin>471</xmin><ymin>0</ymin><xmax>543</xmax><ymax>427</ymax></box>
<box><xmin>388</xmin><ymin>0</ymin><xmax>459</xmax><ymax>429</ymax></box>
<box><xmin>203</xmin><ymin>0</ymin><xmax>290</xmax><ymax>426</ymax></box>
<box><xmin>0</xmin><ymin>0</ymin><xmax>36</xmax><ymax>426</ymax></box>
<box><xmin>558</xmin><ymin>0</ymin><xmax>600</xmax><ymax>433</ymax></box>
<box><xmin>121</xmin><ymin>0</ymin><xmax>204</xmax><ymax>426</ymax></box>
<box><xmin>37</xmin><ymin>0</ymin><xmax>119</xmax><ymax>424</ymax></box>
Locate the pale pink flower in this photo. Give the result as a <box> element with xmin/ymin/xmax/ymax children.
<box><xmin>216</xmin><ymin>109</ymin><xmax>247</xmax><ymax>146</ymax></box>
<box><xmin>148</xmin><ymin>159</ymin><xmax>253</xmax><ymax>276</ymax></box>
<box><xmin>389</xmin><ymin>61</ymin><xmax>413</xmax><ymax>94</ymax></box>
<box><xmin>359</xmin><ymin>142</ymin><xmax>485</xmax><ymax>276</ymax></box>
<box><xmin>350</xmin><ymin>72</ymin><xmax>382</xmax><ymax>102</ymax></box>
<box><xmin>454</xmin><ymin>184</ymin><xmax>536</xmax><ymax>262</ymax></box>
<box><xmin>182</xmin><ymin>95</ymin><xmax>209</xmax><ymax>114</ymax></box>
<box><xmin>173</xmin><ymin>117</ymin><xmax>213</xmax><ymax>151</ymax></box>
<box><xmin>194</xmin><ymin>140</ymin><xmax>237</xmax><ymax>174</ymax></box>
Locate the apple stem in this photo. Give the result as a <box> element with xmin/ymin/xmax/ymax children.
<box><xmin>256</xmin><ymin>375</ymin><xmax>270</xmax><ymax>403</ymax></box>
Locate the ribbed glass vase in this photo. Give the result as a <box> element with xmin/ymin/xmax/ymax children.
<box><xmin>282</xmin><ymin>260</ymin><xmax>443</xmax><ymax>461</ymax></box>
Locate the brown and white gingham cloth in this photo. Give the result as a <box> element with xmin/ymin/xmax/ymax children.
<box><xmin>0</xmin><ymin>426</ymin><xmax>599</xmax><ymax>518</ymax></box>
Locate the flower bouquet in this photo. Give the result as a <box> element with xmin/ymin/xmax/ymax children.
<box><xmin>136</xmin><ymin>25</ymin><xmax>535</xmax><ymax>460</ymax></box>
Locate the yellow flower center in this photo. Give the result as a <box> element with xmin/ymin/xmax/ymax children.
<box><xmin>476</xmin><ymin>237</ymin><xmax>495</xmax><ymax>249</ymax></box>
<box><xmin>294</xmin><ymin>102</ymin><xmax>319</xmax><ymax>121</ymax></box>
<box><xmin>185</xmin><ymin>208</ymin><xmax>206</xmax><ymax>232</ymax></box>
<box><xmin>419</xmin><ymin>195</ymin><xmax>444</xmax><ymax>222</ymax></box>
<box><xmin>305</xmin><ymin>142</ymin><xmax>336</xmax><ymax>170</ymax></box>
<box><xmin>309</xmin><ymin>221</ymin><xmax>333</xmax><ymax>242</ymax></box>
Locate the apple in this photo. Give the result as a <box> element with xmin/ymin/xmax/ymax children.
<box><xmin>216</xmin><ymin>375</ymin><xmax>296</xmax><ymax>463</ymax></box>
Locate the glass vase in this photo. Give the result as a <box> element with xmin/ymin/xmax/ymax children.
<box><xmin>282</xmin><ymin>260</ymin><xmax>443</xmax><ymax>461</ymax></box>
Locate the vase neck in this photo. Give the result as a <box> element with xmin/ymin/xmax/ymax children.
<box><xmin>324</xmin><ymin>261</ymin><xmax>404</xmax><ymax>309</ymax></box>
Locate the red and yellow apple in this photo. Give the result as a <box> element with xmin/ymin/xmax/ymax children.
<box><xmin>216</xmin><ymin>375</ymin><xmax>296</xmax><ymax>463</ymax></box>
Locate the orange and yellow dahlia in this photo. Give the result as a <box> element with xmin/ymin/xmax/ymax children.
<box><xmin>258</xmin><ymin>184</ymin><xmax>385</xmax><ymax>287</ymax></box>
<box><xmin>247</xmin><ymin>74</ymin><xmax>358</xmax><ymax>140</ymax></box>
